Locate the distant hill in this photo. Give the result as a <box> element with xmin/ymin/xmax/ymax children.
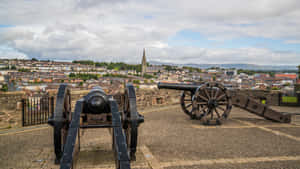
<box><xmin>149</xmin><ymin>61</ymin><xmax>298</xmax><ymax>71</ymax></box>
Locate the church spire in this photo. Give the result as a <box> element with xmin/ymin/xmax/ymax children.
<box><xmin>141</xmin><ymin>48</ymin><xmax>147</xmax><ymax>76</ymax></box>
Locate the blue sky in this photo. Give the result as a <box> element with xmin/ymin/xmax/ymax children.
<box><xmin>0</xmin><ymin>25</ymin><xmax>14</xmax><ymax>28</ymax></box>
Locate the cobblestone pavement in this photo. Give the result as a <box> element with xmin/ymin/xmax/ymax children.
<box><xmin>0</xmin><ymin>105</ymin><xmax>300</xmax><ymax>169</ymax></box>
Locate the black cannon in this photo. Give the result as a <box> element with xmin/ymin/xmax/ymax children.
<box><xmin>158</xmin><ymin>82</ymin><xmax>291</xmax><ymax>125</ymax></box>
<box><xmin>48</xmin><ymin>84</ymin><xmax>144</xmax><ymax>169</ymax></box>
<box><xmin>158</xmin><ymin>82</ymin><xmax>232</xmax><ymax>125</ymax></box>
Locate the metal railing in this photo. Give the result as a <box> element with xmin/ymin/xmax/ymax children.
<box><xmin>22</xmin><ymin>96</ymin><xmax>54</xmax><ymax>126</ymax></box>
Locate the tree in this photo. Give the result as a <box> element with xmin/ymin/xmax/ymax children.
<box><xmin>164</xmin><ymin>65</ymin><xmax>175</xmax><ymax>72</ymax></box>
<box><xmin>69</xmin><ymin>73</ymin><xmax>76</xmax><ymax>78</ymax></box>
<box><xmin>182</xmin><ymin>66</ymin><xmax>202</xmax><ymax>73</ymax></box>
<box><xmin>11</xmin><ymin>65</ymin><xmax>17</xmax><ymax>70</ymax></box>
<box><xmin>31</xmin><ymin>58</ymin><xmax>38</xmax><ymax>61</ymax></box>
<box><xmin>133</xmin><ymin>80</ymin><xmax>140</xmax><ymax>84</ymax></box>
<box><xmin>72</xmin><ymin>60</ymin><xmax>94</xmax><ymax>65</ymax></box>
<box><xmin>18</xmin><ymin>68</ymin><xmax>30</xmax><ymax>72</ymax></box>
<box><xmin>269</xmin><ymin>72</ymin><xmax>275</xmax><ymax>77</ymax></box>
<box><xmin>143</xmin><ymin>73</ymin><xmax>155</xmax><ymax>79</ymax></box>
<box><xmin>1</xmin><ymin>84</ymin><xmax>8</xmax><ymax>92</ymax></box>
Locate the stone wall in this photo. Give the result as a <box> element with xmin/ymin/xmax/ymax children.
<box><xmin>0</xmin><ymin>89</ymin><xmax>181</xmax><ymax>128</ymax></box>
<box><xmin>0</xmin><ymin>91</ymin><xmax>26</xmax><ymax>129</ymax></box>
<box><xmin>0</xmin><ymin>88</ymin><xmax>289</xmax><ymax>129</ymax></box>
<box><xmin>0</xmin><ymin>91</ymin><xmax>26</xmax><ymax>112</ymax></box>
<box><xmin>49</xmin><ymin>89</ymin><xmax>181</xmax><ymax>111</ymax></box>
<box><xmin>0</xmin><ymin>90</ymin><xmax>91</xmax><ymax>129</ymax></box>
<box><xmin>48</xmin><ymin>90</ymin><xmax>90</xmax><ymax>110</ymax></box>
<box><xmin>135</xmin><ymin>88</ymin><xmax>181</xmax><ymax>110</ymax></box>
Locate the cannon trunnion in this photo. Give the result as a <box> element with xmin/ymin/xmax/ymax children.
<box><xmin>48</xmin><ymin>84</ymin><xmax>144</xmax><ymax>169</ymax></box>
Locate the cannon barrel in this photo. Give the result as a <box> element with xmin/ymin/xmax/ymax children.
<box><xmin>157</xmin><ymin>82</ymin><xmax>201</xmax><ymax>91</ymax></box>
<box><xmin>84</xmin><ymin>86</ymin><xmax>110</xmax><ymax>114</ymax></box>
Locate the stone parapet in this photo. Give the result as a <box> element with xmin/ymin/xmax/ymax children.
<box><xmin>0</xmin><ymin>91</ymin><xmax>26</xmax><ymax>112</ymax></box>
<box><xmin>135</xmin><ymin>88</ymin><xmax>181</xmax><ymax>110</ymax></box>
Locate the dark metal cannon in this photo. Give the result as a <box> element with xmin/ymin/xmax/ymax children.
<box><xmin>48</xmin><ymin>84</ymin><xmax>144</xmax><ymax>169</ymax></box>
<box><xmin>158</xmin><ymin>82</ymin><xmax>291</xmax><ymax>125</ymax></box>
<box><xmin>158</xmin><ymin>82</ymin><xmax>232</xmax><ymax>125</ymax></box>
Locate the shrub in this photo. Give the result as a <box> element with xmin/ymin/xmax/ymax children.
<box><xmin>133</xmin><ymin>80</ymin><xmax>140</xmax><ymax>84</ymax></box>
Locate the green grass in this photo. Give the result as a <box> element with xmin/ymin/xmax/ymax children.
<box><xmin>282</xmin><ymin>96</ymin><xmax>298</xmax><ymax>103</ymax></box>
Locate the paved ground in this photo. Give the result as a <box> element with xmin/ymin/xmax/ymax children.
<box><xmin>0</xmin><ymin>105</ymin><xmax>300</xmax><ymax>169</ymax></box>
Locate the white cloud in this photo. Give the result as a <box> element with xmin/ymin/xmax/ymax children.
<box><xmin>148</xmin><ymin>47</ymin><xmax>300</xmax><ymax>65</ymax></box>
<box><xmin>0</xmin><ymin>0</ymin><xmax>299</xmax><ymax>65</ymax></box>
<box><xmin>284</xmin><ymin>40</ymin><xmax>300</xmax><ymax>44</ymax></box>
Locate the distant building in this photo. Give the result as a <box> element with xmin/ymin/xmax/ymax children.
<box><xmin>141</xmin><ymin>48</ymin><xmax>147</xmax><ymax>76</ymax></box>
<box><xmin>207</xmin><ymin>69</ymin><xmax>218</xmax><ymax>74</ymax></box>
<box><xmin>254</xmin><ymin>73</ymin><xmax>270</xmax><ymax>78</ymax></box>
<box><xmin>0</xmin><ymin>74</ymin><xmax>4</xmax><ymax>82</ymax></box>
<box><xmin>146</xmin><ymin>65</ymin><xmax>164</xmax><ymax>74</ymax></box>
<box><xmin>224</xmin><ymin>69</ymin><xmax>237</xmax><ymax>76</ymax></box>
<box><xmin>275</xmin><ymin>73</ymin><xmax>297</xmax><ymax>80</ymax></box>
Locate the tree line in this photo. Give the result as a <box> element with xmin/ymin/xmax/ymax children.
<box><xmin>72</xmin><ymin>60</ymin><xmax>142</xmax><ymax>72</ymax></box>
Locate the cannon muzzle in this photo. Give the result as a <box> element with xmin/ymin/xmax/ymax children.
<box><xmin>84</xmin><ymin>86</ymin><xmax>110</xmax><ymax>114</ymax></box>
<box><xmin>157</xmin><ymin>82</ymin><xmax>201</xmax><ymax>91</ymax></box>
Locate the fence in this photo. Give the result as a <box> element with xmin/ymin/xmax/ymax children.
<box><xmin>22</xmin><ymin>96</ymin><xmax>54</xmax><ymax>126</ymax></box>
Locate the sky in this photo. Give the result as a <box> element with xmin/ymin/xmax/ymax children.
<box><xmin>0</xmin><ymin>0</ymin><xmax>300</xmax><ymax>65</ymax></box>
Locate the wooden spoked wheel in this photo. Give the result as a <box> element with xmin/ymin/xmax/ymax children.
<box><xmin>180</xmin><ymin>91</ymin><xmax>196</xmax><ymax>119</ymax></box>
<box><xmin>53</xmin><ymin>85</ymin><xmax>72</xmax><ymax>164</ymax></box>
<box><xmin>192</xmin><ymin>82</ymin><xmax>232</xmax><ymax>125</ymax></box>
<box><xmin>122</xmin><ymin>84</ymin><xmax>139</xmax><ymax>161</ymax></box>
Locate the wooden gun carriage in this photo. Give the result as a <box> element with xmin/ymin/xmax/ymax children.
<box><xmin>48</xmin><ymin>84</ymin><xmax>144</xmax><ymax>169</ymax></box>
<box><xmin>158</xmin><ymin>82</ymin><xmax>291</xmax><ymax>125</ymax></box>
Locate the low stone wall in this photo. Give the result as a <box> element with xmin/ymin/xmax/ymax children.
<box><xmin>0</xmin><ymin>91</ymin><xmax>26</xmax><ymax>129</ymax></box>
<box><xmin>0</xmin><ymin>91</ymin><xmax>26</xmax><ymax>112</ymax></box>
<box><xmin>0</xmin><ymin>89</ymin><xmax>181</xmax><ymax>128</ymax></box>
<box><xmin>136</xmin><ymin>88</ymin><xmax>181</xmax><ymax>110</ymax></box>
<box><xmin>0</xmin><ymin>88</ymin><xmax>292</xmax><ymax>129</ymax></box>
<box><xmin>48</xmin><ymin>90</ymin><xmax>90</xmax><ymax>110</ymax></box>
<box><xmin>0</xmin><ymin>90</ymin><xmax>91</xmax><ymax>129</ymax></box>
<box><xmin>49</xmin><ymin>89</ymin><xmax>180</xmax><ymax>111</ymax></box>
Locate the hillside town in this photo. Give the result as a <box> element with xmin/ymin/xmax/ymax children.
<box><xmin>0</xmin><ymin>49</ymin><xmax>299</xmax><ymax>94</ymax></box>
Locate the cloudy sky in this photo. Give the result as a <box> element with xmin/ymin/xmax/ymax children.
<box><xmin>0</xmin><ymin>0</ymin><xmax>300</xmax><ymax>65</ymax></box>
